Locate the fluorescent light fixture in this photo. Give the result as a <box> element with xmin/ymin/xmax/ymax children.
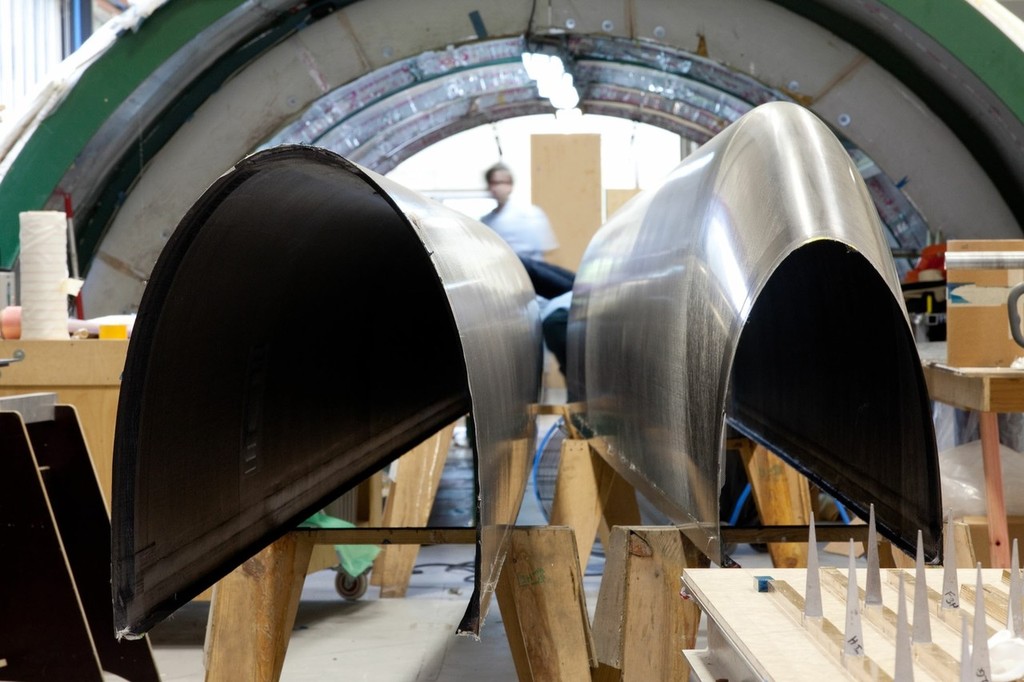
<box><xmin>522</xmin><ymin>51</ymin><xmax>580</xmax><ymax>110</ymax></box>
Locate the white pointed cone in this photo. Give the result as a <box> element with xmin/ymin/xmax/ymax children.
<box><xmin>865</xmin><ymin>503</ymin><xmax>882</xmax><ymax>607</ymax></box>
<box><xmin>960</xmin><ymin>612</ymin><xmax>973</xmax><ymax>682</ymax></box>
<box><xmin>894</xmin><ymin>573</ymin><xmax>914</xmax><ymax>680</ymax></box>
<box><xmin>1010</xmin><ymin>538</ymin><xmax>1023</xmax><ymax>636</ymax></box>
<box><xmin>913</xmin><ymin>529</ymin><xmax>932</xmax><ymax>643</ymax></box>
<box><xmin>972</xmin><ymin>563</ymin><xmax>992</xmax><ymax>680</ymax></box>
<box><xmin>844</xmin><ymin>539</ymin><xmax>865</xmax><ymax>656</ymax></box>
<box><xmin>805</xmin><ymin>511</ymin><xmax>823</xmax><ymax>618</ymax></box>
<box><xmin>942</xmin><ymin>508</ymin><xmax>960</xmax><ymax>609</ymax></box>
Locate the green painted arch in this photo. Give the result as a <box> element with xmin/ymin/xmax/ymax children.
<box><xmin>882</xmin><ymin>0</ymin><xmax>1024</xmax><ymax>115</ymax></box>
<box><xmin>1</xmin><ymin>0</ymin><xmax>1022</xmax><ymax>272</ymax></box>
<box><xmin>0</xmin><ymin>0</ymin><xmax>249</xmax><ymax>268</ymax></box>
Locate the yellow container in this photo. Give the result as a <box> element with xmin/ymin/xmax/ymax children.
<box><xmin>98</xmin><ymin>324</ymin><xmax>128</xmax><ymax>340</ymax></box>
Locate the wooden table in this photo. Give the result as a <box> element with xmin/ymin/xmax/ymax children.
<box><xmin>918</xmin><ymin>341</ymin><xmax>1024</xmax><ymax>567</ymax></box>
<box><xmin>0</xmin><ymin>339</ymin><xmax>128</xmax><ymax>511</ymax></box>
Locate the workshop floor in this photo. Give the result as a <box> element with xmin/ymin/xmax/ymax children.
<box><xmin>144</xmin><ymin>405</ymin><xmax>864</xmax><ymax>681</ymax></box>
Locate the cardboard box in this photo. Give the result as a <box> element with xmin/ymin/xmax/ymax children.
<box><xmin>956</xmin><ymin>515</ymin><xmax>1024</xmax><ymax>568</ymax></box>
<box><xmin>946</xmin><ymin>239</ymin><xmax>1024</xmax><ymax>367</ymax></box>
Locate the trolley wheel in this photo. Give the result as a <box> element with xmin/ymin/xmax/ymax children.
<box><xmin>335</xmin><ymin>570</ymin><xmax>368</xmax><ymax>601</ymax></box>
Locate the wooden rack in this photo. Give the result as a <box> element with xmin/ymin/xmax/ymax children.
<box><xmin>201</xmin><ymin>404</ymin><xmax>889</xmax><ymax>681</ymax></box>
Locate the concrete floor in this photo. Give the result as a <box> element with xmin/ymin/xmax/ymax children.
<box><xmin>142</xmin><ymin>409</ymin><xmax>864</xmax><ymax>681</ymax></box>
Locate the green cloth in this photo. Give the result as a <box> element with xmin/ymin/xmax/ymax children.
<box><xmin>300</xmin><ymin>510</ymin><xmax>380</xmax><ymax>578</ymax></box>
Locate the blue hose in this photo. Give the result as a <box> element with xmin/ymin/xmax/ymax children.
<box><xmin>833</xmin><ymin>498</ymin><xmax>852</xmax><ymax>525</ymax></box>
<box><xmin>727</xmin><ymin>483</ymin><xmax>853</xmax><ymax>526</ymax></box>
<box><xmin>727</xmin><ymin>483</ymin><xmax>753</xmax><ymax>526</ymax></box>
<box><xmin>531</xmin><ymin>417</ymin><xmax>563</xmax><ymax>519</ymax></box>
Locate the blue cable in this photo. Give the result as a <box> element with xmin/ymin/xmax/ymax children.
<box><xmin>833</xmin><ymin>498</ymin><xmax>852</xmax><ymax>525</ymax></box>
<box><xmin>531</xmin><ymin>417</ymin><xmax>562</xmax><ymax>520</ymax></box>
<box><xmin>727</xmin><ymin>483</ymin><xmax>853</xmax><ymax>528</ymax></box>
<box><xmin>727</xmin><ymin>483</ymin><xmax>752</xmax><ymax>526</ymax></box>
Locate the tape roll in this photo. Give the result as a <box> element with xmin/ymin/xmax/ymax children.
<box><xmin>19</xmin><ymin>211</ymin><xmax>69</xmax><ymax>340</ymax></box>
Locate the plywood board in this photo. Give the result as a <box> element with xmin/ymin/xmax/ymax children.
<box><xmin>531</xmin><ymin>134</ymin><xmax>602</xmax><ymax>272</ymax></box>
<box><xmin>27</xmin><ymin>405</ymin><xmax>159</xmax><ymax>680</ymax></box>
<box><xmin>683</xmin><ymin>567</ymin><xmax>1008</xmax><ymax>681</ymax></box>
<box><xmin>0</xmin><ymin>411</ymin><xmax>103</xmax><ymax>681</ymax></box>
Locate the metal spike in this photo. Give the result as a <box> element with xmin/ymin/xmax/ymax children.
<box><xmin>1011</xmin><ymin>538</ymin><xmax>1023</xmax><ymax>636</ymax></box>
<box><xmin>844</xmin><ymin>539</ymin><xmax>865</xmax><ymax>656</ymax></box>
<box><xmin>865</xmin><ymin>503</ymin><xmax>882</xmax><ymax>607</ymax></box>
<box><xmin>913</xmin><ymin>529</ymin><xmax>932</xmax><ymax>643</ymax></box>
<box><xmin>805</xmin><ymin>511</ymin><xmax>823</xmax><ymax>618</ymax></box>
<box><xmin>972</xmin><ymin>563</ymin><xmax>992</xmax><ymax>680</ymax></box>
<box><xmin>894</xmin><ymin>573</ymin><xmax>914</xmax><ymax>680</ymax></box>
<box><xmin>942</xmin><ymin>508</ymin><xmax>959</xmax><ymax>609</ymax></box>
<box><xmin>960</xmin><ymin>612</ymin><xmax>972</xmax><ymax>682</ymax></box>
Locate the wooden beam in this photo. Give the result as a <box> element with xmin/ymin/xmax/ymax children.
<box><xmin>739</xmin><ymin>441</ymin><xmax>812</xmax><ymax>568</ymax></box>
<box><xmin>293</xmin><ymin>527</ymin><xmax>477</xmax><ymax>545</ymax></box>
<box><xmin>592</xmin><ymin>527</ymin><xmax>709</xmax><ymax>680</ymax></box>
<box><xmin>495</xmin><ymin>526</ymin><xmax>595</xmax><ymax>681</ymax></box>
<box><xmin>204</xmin><ymin>533</ymin><xmax>314</xmax><ymax>682</ymax></box>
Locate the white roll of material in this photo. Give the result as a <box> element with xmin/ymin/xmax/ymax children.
<box><xmin>19</xmin><ymin>210</ymin><xmax>71</xmax><ymax>339</ymax></box>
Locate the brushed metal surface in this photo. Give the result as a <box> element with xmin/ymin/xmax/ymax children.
<box><xmin>111</xmin><ymin>146</ymin><xmax>541</xmax><ymax>637</ymax></box>
<box><xmin>568</xmin><ymin>101</ymin><xmax>941</xmax><ymax>565</ymax></box>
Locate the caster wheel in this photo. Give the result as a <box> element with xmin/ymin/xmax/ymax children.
<box><xmin>335</xmin><ymin>570</ymin><xmax>368</xmax><ymax>600</ymax></box>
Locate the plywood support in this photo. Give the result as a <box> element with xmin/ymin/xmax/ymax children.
<box><xmin>0</xmin><ymin>396</ymin><xmax>159</xmax><ymax>682</ymax></box>
<box><xmin>592</xmin><ymin>527</ymin><xmax>710</xmax><ymax>681</ymax></box>
<box><xmin>531</xmin><ymin>133</ymin><xmax>602</xmax><ymax>271</ymax></box>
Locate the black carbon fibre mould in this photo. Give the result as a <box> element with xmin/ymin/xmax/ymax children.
<box><xmin>111</xmin><ymin>147</ymin><xmax>478</xmax><ymax>635</ymax></box>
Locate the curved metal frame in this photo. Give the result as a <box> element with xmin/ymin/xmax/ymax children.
<box><xmin>568</xmin><ymin>102</ymin><xmax>941</xmax><ymax>564</ymax></box>
<box><xmin>0</xmin><ymin>0</ymin><xmax>1021</xmax><ymax>318</ymax></box>
<box><xmin>111</xmin><ymin>146</ymin><xmax>541</xmax><ymax>636</ymax></box>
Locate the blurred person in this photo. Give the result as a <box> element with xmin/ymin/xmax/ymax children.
<box><xmin>481</xmin><ymin>162</ymin><xmax>575</xmax><ymax>298</ymax></box>
<box><xmin>480</xmin><ymin>162</ymin><xmax>558</xmax><ymax>261</ymax></box>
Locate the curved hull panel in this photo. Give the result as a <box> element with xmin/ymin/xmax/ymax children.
<box><xmin>111</xmin><ymin>146</ymin><xmax>541</xmax><ymax>636</ymax></box>
<box><xmin>569</xmin><ymin>101</ymin><xmax>941</xmax><ymax>564</ymax></box>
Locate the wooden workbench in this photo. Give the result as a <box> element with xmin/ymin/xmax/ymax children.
<box><xmin>0</xmin><ymin>339</ymin><xmax>127</xmax><ymax>510</ymax></box>
<box><xmin>918</xmin><ymin>341</ymin><xmax>1024</xmax><ymax>567</ymax></box>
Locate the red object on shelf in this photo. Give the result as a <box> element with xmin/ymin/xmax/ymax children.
<box><xmin>903</xmin><ymin>243</ymin><xmax>946</xmax><ymax>283</ymax></box>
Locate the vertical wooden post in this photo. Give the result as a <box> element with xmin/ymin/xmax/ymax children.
<box><xmin>204</xmin><ymin>533</ymin><xmax>313</xmax><ymax>682</ymax></box>
<box><xmin>592</xmin><ymin>527</ymin><xmax>710</xmax><ymax>680</ymax></box>
<box><xmin>371</xmin><ymin>423</ymin><xmax>455</xmax><ymax>596</ymax></box>
<box><xmin>979</xmin><ymin>412</ymin><xmax>1010</xmax><ymax>567</ymax></box>
<box><xmin>495</xmin><ymin>526</ymin><xmax>595</xmax><ymax>681</ymax></box>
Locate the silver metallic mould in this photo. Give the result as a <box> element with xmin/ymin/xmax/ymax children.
<box><xmin>111</xmin><ymin>146</ymin><xmax>541</xmax><ymax>637</ymax></box>
<box><xmin>568</xmin><ymin>101</ymin><xmax>941</xmax><ymax>564</ymax></box>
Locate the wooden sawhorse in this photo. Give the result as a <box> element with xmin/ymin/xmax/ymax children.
<box><xmin>543</xmin><ymin>409</ymin><xmax>884</xmax><ymax>680</ymax></box>
<box><xmin>201</xmin><ymin>408</ymin><xmax>885</xmax><ymax>681</ymax></box>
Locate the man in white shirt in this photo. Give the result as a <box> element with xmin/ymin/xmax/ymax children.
<box><xmin>480</xmin><ymin>162</ymin><xmax>575</xmax><ymax>299</ymax></box>
<box><xmin>480</xmin><ymin>162</ymin><xmax>558</xmax><ymax>261</ymax></box>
